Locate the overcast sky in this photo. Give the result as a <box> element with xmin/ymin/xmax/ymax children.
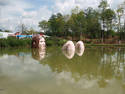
<box><xmin>0</xmin><ymin>0</ymin><xmax>124</xmax><ymax>32</ymax></box>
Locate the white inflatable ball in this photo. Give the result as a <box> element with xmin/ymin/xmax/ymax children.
<box><xmin>75</xmin><ymin>41</ymin><xmax>85</xmax><ymax>56</ymax></box>
<box><xmin>62</xmin><ymin>40</ymin><xmax>75</xmax><ymax>59</ymax></box>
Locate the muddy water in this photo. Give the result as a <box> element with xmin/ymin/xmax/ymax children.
<box><xmin>0</xmin><ymin>47</ymin><xmax>125</xmax><ymax>94</ymax></box>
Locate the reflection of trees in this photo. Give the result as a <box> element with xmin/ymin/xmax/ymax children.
<box><xmin>41</xmin><ymin>47</ymin><xmax>100</xmax><ymax>76</ymax></box>
<box><xmin>97</xmin><ymin>47</ymin><xmax>125</xmax><ymax>88</ymax></box>
<box><xmin>1</xmin><ymin>47</ymin><xmax>125</xmax><ymax>88</ymax></box>
<box><xmin>40</xmin><ymin>47</ymin><xmax>125</xmax><ymax>88</ymax></box>
<box><xmin>40</xmin><ymin>47</ymin><xmax>101</xmax><ymax>81</ymax></box>
<box><xmin>100</xmin><ymin>48</ymin><xmax>125</xmax><ymax>79</ymax></box>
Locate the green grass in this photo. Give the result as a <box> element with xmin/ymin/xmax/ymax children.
<box><xmin>0</xmin><ymin>37</ymin><xmax>125</xmax><ymax>48</ymax></box>
<box><xmin>46</xmin><ymin>37</ymin><xmax>67</xmax><ymax>46</ymax></box>
<box><xmin>0</xmin><ymin>37</ymin><xmax>32</xmax><ymax>48</ymax></box>
<box><xmin>0</xmin><ymin>37</ymin><xmax>67</xmax><ymax>48</ymax></box>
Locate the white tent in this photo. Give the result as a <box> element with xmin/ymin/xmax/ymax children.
<box><xmin>0</xmin><ymin>32</ymin><xmax>14</xmax><ymax>39</ymax></box>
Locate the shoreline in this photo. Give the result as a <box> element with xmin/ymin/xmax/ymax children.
<box><xmin>0</xmin><ymin>37</ymin><xmax>125</xmax><ymax>48</ymax></box>
<box><xmin>85</xmin><ymin>44</ymin><xmax>125</xmax><ymax>47</ymax></box>
<box><xmin>0</xmin><ymin>44</ymin><xmax>125</xmax><ymax>49</ymax></box>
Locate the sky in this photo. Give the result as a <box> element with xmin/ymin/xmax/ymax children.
<box><xmin>0</xmin><ymin>0</ymin><xmax>124</xmax><ymax>32</ymax></box>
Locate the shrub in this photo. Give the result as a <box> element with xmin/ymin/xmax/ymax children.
<box><xmin>0</xmin><ymin>37</ymin><xmax>31</xmax><ymax>48</ymax></box>
<box><xmin>46</xmin><ymin>37</ymin><xmax>67</xmax><ymax>46</ymax></box>
<box><xmin>0</xmin><ymin>37</ymin><xmax>67</xmax><ymax>48</ymax></box>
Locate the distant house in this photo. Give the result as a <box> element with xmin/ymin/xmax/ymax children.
<box><xmin>0</xmin><ymin>32</ymin><xmax>15</xmax><ymax>39</ymax></box>
<box><xmin>15</xmin><ymin>32</ymin><xmax>21</xmax><ymax>35</ymax></box>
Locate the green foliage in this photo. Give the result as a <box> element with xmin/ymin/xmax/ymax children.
<box><xmin>0</xmin><ymin>29</ymin><xmax>11</xmax><ymax>32</ymax></box>
<box><xmin>26</xmin><ymin>28</ymin><xmax>37</xmax><ymax>35</ymax></box>
<box><xmin>18</xmin><ymin>24</ymin><xmax>27</xmax><ymax>34</ymax></box>
<box><xmin>108</xmin><ymin>30</ymin><xmax>115</xmax><ymax>37</ymax></box>
<box><xmin>48</xmin><ymin>13</ymin><xmax>65</xmax><ymax>36</ymax></box>
<box><xmin>46</xmin><ymin>37</ymin><xmax>67</xmax><ymax>46</ymax></box>
<box><xmin>85</xmin><ymin>7</ymin><xmax>101</xmax><ymax>39</ymax></box>
<box><xmin>98</xmin><ymin>0</ymin><xmax>108</xmax><ymax>10</ymax></box>
<box><xmin>39</xmin><ymin>20</ymin><xmax>50</xmax><ymax>33</ymax></box>
<box><xmin>0</xmin><ymin>37</ymin><xmax>31</xmax><ymax>48</ymax></box>
<box><xmin>4</xmin><ymin>30</ymin><xmax>11</xmax><ymax>32</ymax></box>
<box><xmin>35</xmin><ymin>0</ymin><xmax>125</xmax><ymax>42</ymax></box>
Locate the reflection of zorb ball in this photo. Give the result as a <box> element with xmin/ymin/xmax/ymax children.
<box><xmin>62</xmin><ymin>41</ymin><xmax>75</xmax><ymax>59</ymax></box>
<box><xmin>75</xmin><ymin>41</ymin><xmax>85</xmax><ymax>56</ymax></box>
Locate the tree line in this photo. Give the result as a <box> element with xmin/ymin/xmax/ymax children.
<box><xmin>39</xmin><ymin>0</ymin><xmax>125</xmax><ymax>43</ymax></box>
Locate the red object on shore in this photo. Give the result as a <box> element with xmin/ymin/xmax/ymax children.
<box><xmin>15</xmin><ymin>32</ymin><xmax>21</xmax><ymax>35</ymax></box>
<box><xmin>39</xmin><ymin>32</ymin><xmax>44</xmax><ymax>36</ymax></box>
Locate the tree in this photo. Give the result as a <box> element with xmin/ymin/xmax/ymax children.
<box><xmin>85</xmin><ymin>7</ymin><xmax>101</xmax><ymax>39</ymax></box>
<box><xmin>98</xmin><ymin>0</ymin><xmax>109</xmax><ymax>42</ymax></box>
<box><xmin>39</xmin><ymin>20</ymin><xmax>50</xmax><ymax>33</ymax></box>
<box><xmin>4</xmin><ymin>30</ymin><xmax>11</xmax><ymax>32</ymax></box>
<box><xmin>67</xmin><ymin>8</ymin><xmax>87</xmax><ymax>40</ymax></box>
<box><xmin>48</xmin><ymin>13</ymin><xmax>65</xmax><ymax>36</ymax></box>
<box><xmin>98</xmin><ymin>0</ymin><xmax>108</xmax><ymax>11</ymax></box>
<box><xmin>71</xmin><ymin>6</ymin><xmax>80</xmax><ymax>14</ymax></box>
<box><xmin>0</xmin><ymin>29</ymin><xmax>2</xmax><ymax>32</ymax></box>
<box><xmin>117</xmin><ymin>6</ymin><xmax>124</xmax><ymax>31</ymax></box>
<box><xmin>16</xmin><ymin>24</ymin><xmax>27</xmax><ymax>34</ymax></box>
<box><xmin>21</xmin><ymin>24</ymin><xmax>27</xmax><ymax>34</ymax></box>
<box><xmin>27</xmin><ymin>28</ymin><xmax>36</xmax><ymax>35</ymax></box>
<box><xmin>0</xmin><ymin>29</ymin><xmax>11</xmax><ymax>32</ymax></box>
<box><xmin>37</xmin><ymin>2</ymin><xmax>124</xmax><ymax>42</ymax></box>
<box><xmin>75</xmin><ymin>10</ymin><xmax>86</xmax><ymax>40</ymax></box>
<box><xmin>56</xmin><ymin>13</ymin><xmax>65</xmax><ymax>36</ymax></box>
<box><xmin>119</xmin><ymin>1</ymin><xmax>125</xmax><ymax>40</ymax></box>
<box><xmin>117</xmin><ymin>6</ymin><xmax>124</xmax><ymax>40</ymax></box>
<box><xmin>103</xmin><ymin>9</ymin><xmax>116</xmax><ymax>38</ymax></box>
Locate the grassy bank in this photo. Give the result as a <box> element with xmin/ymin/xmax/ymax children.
<box><xmin>46</xmin><ymin>37</ymin><xmax>67</xmax><ymax>46</ymax></box>
<box><xmin>0</xmin><ymin>37</ymin><xmax>32</xmax><ymax>48</ymax></box>
<box><xmin>85</xmin><ymin>44</ymin><xmax>125</xmax><ymax>47</ymax></box>
<box><xmin>0</xmin><ymin>37</ymin><xmax>125</xmax><ymax>48</ymax></box>
<box><xmin>46</xmin><ymin>37</ymin><xmax>125</xmax><ymax>47</ymax></box>
<box><xmin>0</xmin><ymin>37</ymin><xmax>67</xmax><ymax>48</ymax></box>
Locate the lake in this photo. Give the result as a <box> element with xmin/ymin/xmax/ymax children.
<box><xmin>0</xmin><ymin>46</ymin><xmax>125</xmax><ymax>94</ymax></box>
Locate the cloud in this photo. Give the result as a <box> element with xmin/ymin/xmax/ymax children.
<box><xmin>53</xmin><ymin>0</ymin><xmax>125</xmax><ymax>14</ymax></box>
<box><xmin>53</xmin><ymin>0</ymin><xmax>100</xmax><ymax>14</ymax></box>
<box><xmin>0</xmin><ymin>0</ymin><xmax>10</xmax><ymax>6</ymax></box>
<box><xmin>0</xmin><ymin>0</ymin><xmax>125</xmax><ymax>31</ymax></box>
<box><xmin>22</xmin><ymin>6</ymin><xmax>52</xmax><ymax>30</ymax></box>
<box><xmin>0</xmin><ymin>0</ymin><xmax>52</xmax><ymax>31</ymax></box>
<box><xmin>110</xmin><ymin>0</ymin><xmax>124</xmax><ymax>9</ymax></box>
<box><xmin>0</xmin><ymin>0</ymin><xmax>33</xmax><ymax>31</ymax></box>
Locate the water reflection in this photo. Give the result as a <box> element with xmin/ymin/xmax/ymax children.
<box><xmin>0</xmin><ymin>47</ymin><xmax>125</xmax><ymax>94</ymax></box>
<box><xmin>62</xmin><ymin>41</ymin><xmax>75</xmax><ymax>59</ymax></box>
<box><xmin>32</xmin><ymin>48</ymin><xmax>46</xmax><ymax>61</ymax></box>
<box><xmin>62</xmin><ymin>41</ymin><xmax>85</xmax><ymax>59</ymax></box>
<box><xmin>62</xmin><ymin>48</ymin><xmax>75</xmax><ymax>59</ymax></box>
<box><xmin>41</xmin><ymin>47</ymin><xmax>125</xmax><ymax>89</ymax></box>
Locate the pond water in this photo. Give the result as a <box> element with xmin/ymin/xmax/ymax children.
<box><xmin>0</xmin><ymin>46</ymin><xmax>125</xmax><ymax>94</ymax></box>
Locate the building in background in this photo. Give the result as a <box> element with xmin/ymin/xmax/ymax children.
<box><xmin>0</xmin><ymin>32</ymin><xmax>15</xmax><ymax>39</ymax></box>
